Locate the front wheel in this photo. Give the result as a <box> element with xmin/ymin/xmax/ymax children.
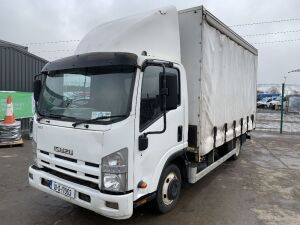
<box><xmin>155</xmin><ymin>164</ymin><xmax>182</xmax><ymax>214</ymax></box>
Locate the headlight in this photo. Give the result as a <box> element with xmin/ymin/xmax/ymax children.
<box><xmin>101</xmin><ymin>148</ymin><xmax>128</xmax><ymax>192</ymax></box>
<box><xmin>32</xmin><ymin>139</ymin><xmax>38</xmax><ymax>166</ymax></box>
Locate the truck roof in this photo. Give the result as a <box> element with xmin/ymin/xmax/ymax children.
<box><xmin>74</xmin><ymin>5</ymin><xmax>257</xmax><ymax>63</ymax></box>
<box><xmin>179</xmin><ymin>6</ymin><xmax>258</xmax><ymax>56</ymax></box>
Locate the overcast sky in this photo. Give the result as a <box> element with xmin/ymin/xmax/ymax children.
<box><xmin>0</xmin><ymin>0</ymin><xmax>300</xmax><ymax>84</ymax></box>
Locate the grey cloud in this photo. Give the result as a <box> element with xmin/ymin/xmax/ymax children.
<box><xmin>0</xmin><ymin>0</ymin><xmax>299</xmax><ymax>84</ymax></box>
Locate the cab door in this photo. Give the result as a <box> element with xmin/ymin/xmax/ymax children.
<box><xmin>133</xmin><ymin>62</ymin><xmax>185</xmax><ymax>200</ymax></box>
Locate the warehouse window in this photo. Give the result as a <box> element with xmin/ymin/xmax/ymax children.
<box><xmin>140</xmin><ymin>65</ymin><xmax>180</xmax><ymax>131</ymax></box>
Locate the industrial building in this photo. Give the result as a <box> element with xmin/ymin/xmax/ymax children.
<box><xmin>0</xmin><ymin>39</ymin><xmax>47</xmax><ymax>133</ymax></box>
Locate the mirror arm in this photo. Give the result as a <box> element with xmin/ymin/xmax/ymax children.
<box><xmin>142</xmin><ymin>63</ymin><xmax>167</xmax><ymax>138</ymax></box>
<box><xmin>34</xmin><ymin>73</ymin><xmax>43</xmax><ymax>81</ymax></box>
<box><xmin>143</xmin><ymin>112</ymin><xmax>167</xmax><ymax>137</ymax></box>
<box><xmin>33</xmin><ymin>73</ymin><xmax>45</xmax><ymax>119</ymax></box>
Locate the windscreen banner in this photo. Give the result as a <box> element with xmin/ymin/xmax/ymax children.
<box><xmin>0</xmin><ymin>91</ymin><xmax>34</xmax><ymax>120</ymax></box>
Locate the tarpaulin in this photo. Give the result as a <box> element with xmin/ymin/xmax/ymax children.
<box><xmin>198</xmin><ymin>21</ymin><xmax>257</xmax><ymax>155</ymax></box>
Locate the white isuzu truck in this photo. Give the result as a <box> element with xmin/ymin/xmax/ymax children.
<box><xmin>29</xmin><ymin>5</ymin><xmax>257</xmax><ymax>219</ymax></box>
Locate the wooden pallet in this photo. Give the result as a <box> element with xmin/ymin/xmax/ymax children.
<box><xmin>0</xmin><ymin>138</ymin><xmax>24</xmax><ymax>148</ymax></box>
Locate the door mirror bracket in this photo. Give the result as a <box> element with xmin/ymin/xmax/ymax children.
<box><xmin>33</xmin><ymin>79</ymin><xmax>42</xmax><ymax>102</ymax></box>
<box><xmin>138</xmin><ymin>62</ymin><xmax>178</xmax><ymax>151</ymax></box>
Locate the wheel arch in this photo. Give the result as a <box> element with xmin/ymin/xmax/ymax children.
<box><xmin>154</xmin><ymin>149</ymin><xmax>187</xmax><ymax>191</ymax></box>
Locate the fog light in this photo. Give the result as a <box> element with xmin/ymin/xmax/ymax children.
<box><xmin>78</xmin><ymin>192</ymin><xmax>91</xmax><ymax>202</ymax></box>
<box><xmin>105</xmin><ymin>201</ymin><xmax>119</xmax><ymax>210</ymax></box>
<box><xmin>29</xmin><ymin>172</ymin><xmax>33</xmax><ymax>179</ymax></box>
<box><xmin>41</xmin><ymin>178</ymin><xmax>50</xmax><ymax>187</ymax></box>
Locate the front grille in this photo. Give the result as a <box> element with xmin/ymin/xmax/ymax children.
<box><xmin>37</xmin><ymin>149</ymin><xmax>100</xmax><ymax>184</ymax></box>
<box><xmin>55</xmin><ymin>154</ymin><xmax>77</xmax><ymax>163</ymax></box>
<box><xmin>55</xmin><ymin>165</ymin><xmax>77</xmax><ymax>173</ymax></box>
<box><xmin>85</xmin><ymin>173</ymin><xmax>99</xmax><ymax>179</ymax></box>
<box><xmin>41</xmin><ymin>167</ymin><xmax>100</xmax><ymax>190</ymax></box>
<box><xmin>85</xmin><ymin>162</ymin><xmax>99</xmax><ymax>168</ymax></box>
<box><xmin>40</xmin><ymin>150</ymin><xmax>49</xmax><ymax>155</ymax></box>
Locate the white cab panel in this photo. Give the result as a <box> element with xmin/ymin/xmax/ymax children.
<box><xmin>75</xmin><ymin>6</ymin><xmax>181</xmax><ymax>63</ymax></box>
<box><xmin>36</xmin><ymin>121</ymin><xmax>104</xmax><ymax>164</ymax></box>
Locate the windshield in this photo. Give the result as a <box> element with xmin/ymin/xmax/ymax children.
<box><xmin>38</xmin><ymin>66</ymin><xmax>136</xmax><ymax>123</ymax></box>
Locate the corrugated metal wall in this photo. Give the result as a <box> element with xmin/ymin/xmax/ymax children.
<box><xmin>0</xmin><ymin>46</ymin><xmax>47</xmax><ymax>134</ymax></box>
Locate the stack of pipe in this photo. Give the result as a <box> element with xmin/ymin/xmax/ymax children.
<box><xmin>0</xmin><ymin>121</ymin><xmax>21</xmax><ymax>142</ymax></box>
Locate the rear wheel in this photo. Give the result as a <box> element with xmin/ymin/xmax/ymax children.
<box><xmin>231</xmin><ymin>138</ymin><xmax>241</xmax><ymax>160</ymax></box>
<box><xmin>155</xmin><ymin>164</ymin><xmax>181</xmax><ymax>214</ymax></box>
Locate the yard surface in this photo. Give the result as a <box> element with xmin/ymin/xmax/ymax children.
<box><xmin>0</xmin><ymin>131</ymin><xmax>299</xmax><ymax>225</ymax></box>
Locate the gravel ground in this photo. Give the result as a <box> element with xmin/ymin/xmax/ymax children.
<box><xmin>0</xmin><ymin>131</ymin><xmax>299</xmax><ymax>225</ymax></box>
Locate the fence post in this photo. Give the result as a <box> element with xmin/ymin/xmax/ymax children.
<box><xmin>280</xmin><ymin>83</ymin><xmax>285</xmax><ymax>134</ymax></box>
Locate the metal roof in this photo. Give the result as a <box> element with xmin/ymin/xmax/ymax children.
<box><xmin>0</xmin><ymin>39</ymin><xmax>47</xmax><ymax>63</ymax></box>
<box><xmin>0</xmin><ymin>39</ymin><xmax>28</xmax><ymax>50</ymax></box>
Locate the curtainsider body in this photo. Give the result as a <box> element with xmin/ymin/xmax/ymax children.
<box><xmin>179</xmin><ymin>7</ymin><xmax>257</xmax><ymax>159</ymax></box>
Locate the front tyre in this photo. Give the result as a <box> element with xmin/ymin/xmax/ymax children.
<box><xmin>155</xmin><ymin>164</ymin><xmax>181</xmax><ymax>214</ymax></box>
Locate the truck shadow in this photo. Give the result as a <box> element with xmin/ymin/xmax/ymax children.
<box><xmin>66</xmin><ymin>162</ymin><xmax>233</xmax><ymax>225</ymax></box>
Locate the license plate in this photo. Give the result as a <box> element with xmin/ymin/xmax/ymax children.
<box><xmin>49</xmin><ymin>180</ymin><xmax>75</xmax><ymax>198</ymax></box>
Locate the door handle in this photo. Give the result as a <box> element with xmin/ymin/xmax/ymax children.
<box><xmin>177</xmin><ymin>126</ymin><xmax>183</xmax><ymax>142</ymax></box>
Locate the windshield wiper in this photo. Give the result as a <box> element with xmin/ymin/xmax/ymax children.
<box><xmin>72</xmin><ymin>115</ymin><xmax>128</xmax><ymax>127</ymax></box>
<box><xmin>36</xmin><ymin>110</ymin><xmax>76</xmax><ymax>122</ymax></box>
<box><xmin>42</xmin><ymin>113</ymin><xmax>77</xmax><ymax>121</ymax></box>
<box><xmin>52</xmin><ymin>113</ymin><xmax>77</xmax><ymax>119</ymax></box>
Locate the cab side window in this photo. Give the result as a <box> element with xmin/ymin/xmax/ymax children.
<box><xmin>140</xmin><ymin>65</ymin><xmax>180</xmax><ymax>131</ymax></box>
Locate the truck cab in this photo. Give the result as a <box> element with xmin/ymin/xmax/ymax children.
<box><xmin>30</xmin><ymin>54</ymin><xmax>188</xmax><ymax>219</ymax></box>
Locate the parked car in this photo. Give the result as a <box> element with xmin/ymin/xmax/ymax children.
<box><xmin>257</xmin><ymin>97</ymin><xmax>277</xmax><ymax>108</ymax></box>
<box><xmin>267</xmin><ymin>96</ymin><xmax>281</xmax><ymax>109</ymax></box>
<box><xmin>269</xmin><ymin>96</ymin><xmax>288</xmax><ymax>110</ymax></box>
<box><xmin>257</xmin><ymin>93</ymin><xmax>280</xmax><ymax>101</ymax></box>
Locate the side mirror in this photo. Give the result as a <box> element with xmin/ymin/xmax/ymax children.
<box><xmin>33</xmin><ymin>80</ymin><xmax>42</xmax><ymax>102</ymax></box>
<box><xmin>139</xmin><ymin>135</ymin><xmax>148</xmax><ymax>151</ymax></box>
<box><xmin>160</xmin><ymin>72</ymin><xmax>178</xmax><ymax>111</ymax></box>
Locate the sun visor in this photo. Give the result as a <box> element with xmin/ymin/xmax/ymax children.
<box><xmin>41</xmin><ymin>52</ymin><xmax>138</xmax><ymax>72</ymax></box>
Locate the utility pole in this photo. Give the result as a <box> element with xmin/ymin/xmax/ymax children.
<box><xmin>279</xmin><ymin>70</ymin><xmax>300</xmax><ymax>134</ymax></box>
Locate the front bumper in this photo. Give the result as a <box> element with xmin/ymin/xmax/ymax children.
<box><xmin>28</xmin><ymin>165</ymin><xmax>133</xmax><ymax>220</ymax></box>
